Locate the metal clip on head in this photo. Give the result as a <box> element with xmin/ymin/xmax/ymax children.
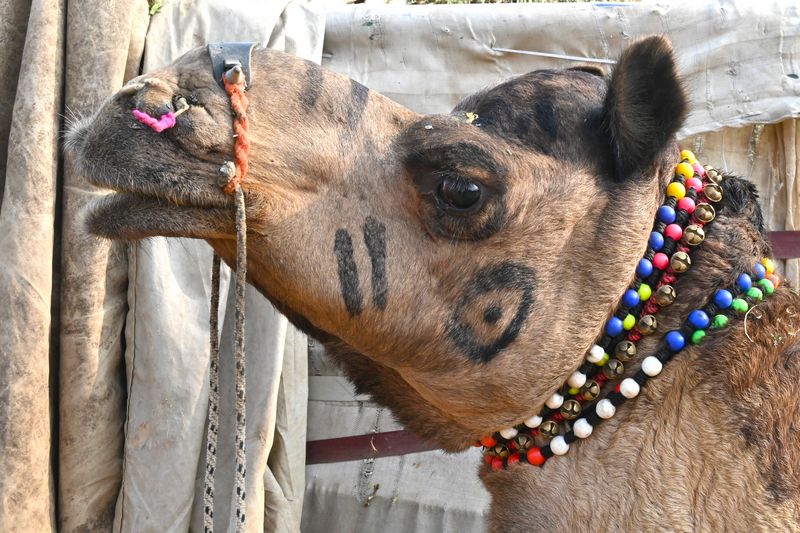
<box><xmin>207</xmin><ymin>42</ymin><xmax>256</xmax><ymax>90</ymax></box>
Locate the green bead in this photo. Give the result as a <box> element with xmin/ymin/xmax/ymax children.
<box><xmin>731</xmin><ymin>298</ymin><xmax>749</xmax><ymax>313</ymax></box>
<box><xmin>638</xmin><ymin>284</ymin><xmax>652</xmax><ymax>301</ymax></box>
<box><xmin>747</xmin><ymin>287</ymin><xmax>763</xmax><ymax>301</ymax></box>
<box><xmin>712</xmin><ymin>314</ymin><xmax>729</xmax><ymax>329</ymax></box>
<box><xmin>691</xmin><ymin>330</ymin><xmax>706</xmax><ymax>345</ymax></box>
<box><xmin>568</xmin><ymin>387</ymin><xmax>580</xmax><ymax>395</ymax></box>
<box><xmin>758</xmin><ymin>279</ymin><xmax>775</xmax><ymax>295</ymax></box>
<box><xmin>623</xmin><ymin>314</ymin><xmax>636</xmax><ymax>330</ymax></box>
<box><xmin>597</xmin><ymin>353</ymin><xmax>610</xmax><ymax>366</ymax></box>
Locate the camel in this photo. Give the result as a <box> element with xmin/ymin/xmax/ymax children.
<box><xmin>66</xmin><ymin>36</ymin><xmax>800</xmax><ymax>531</ymax></box>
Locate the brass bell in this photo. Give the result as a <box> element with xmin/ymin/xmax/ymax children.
<box><xmin>703</xmin><ymin>183</ymin><xmax>723</xmax><ymax>203</ymax></box>
<box><xmin>704</xmin><ymin>166</ymin><xmax>724</xmax><ymax>184</ymax></box>
<box><xmin>694</xmin><ymin>203</ymin><xmax>716</xmax><ymax>223</ymax></box>
<box><xmin>580</xmin><ymin>380</ymin><xmax>601</xmax><ymax>401</ymax></box>
<box><xmin>683</xmin><ymin>224</ymin><xmax>705</xmax><ymax>246</ymax></box>
<box><xmin>560</xmin><ymin>399</ymin><xmax>581</xmax><ymax>420</ymax></box>
<box><xmin>493</xmin><ymin>444</ymin><xmax>509</xmax><ymax>458</ymax></box>
<box><xmin>602</xmin><ymin>358</ymin><xmax>625</xmax><ymax>379</ymax></box>
<box><xmin>655</xmin><ymin>285</ymin><xmax>677</xmax><ymax>307</ymax></box>
<box><xmin>539</xmin><ymin>420</ymin><xmax>560</xmax><ymax>439</ymax></box>
<box><xmin>671</xmin><ymin>251</ymin><xmax>691</xmax><ymax>273</ymax></box>
<box><xmin>614</xmin><ymin>340</ymin><xmax>637</xmax><ymax>362</ymax></box>
<box><xmin>514</xmin><ymin>433</ymin><xmax>534</xmax><ymax>450</ymax></box>
<box><xmin>638</xmin><ymin>314</ymin><xmax>658</xmax><ymax>335</ymax></box>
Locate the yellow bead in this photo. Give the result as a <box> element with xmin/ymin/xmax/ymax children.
<box><xmin>623</xmin><ymin>314</ymin><xmax>636</xmax><ymax>330</ymax></box>
<box><xmin>762</xmin><ymin>258</ymin><xmax>775</xmax><ymax>275</ymax></box>
<box><xmin>568</xmin><ymin>387</ymin><xmax>580</xmax><ymax>395</ymax></box>
<box><xmin>680</xmin><ymin>150</ymin><xmax>697</xmax><ymax>164</ymax></box>
<box><xmin>675</xmin><ymin>162</ymin><xmax>694</xmax><ymax>180</ymax></box>
<box><xmin>666</xmin><ymin>181</ymin><xmax>686</xmax><ymax>199</ymax></box>
<box><xmin>638</xmin><ymin>283</ymin><xmax>652</xmax><ymax>301</ymax></box>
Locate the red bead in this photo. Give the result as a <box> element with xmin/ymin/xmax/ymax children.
<box><xmin>480</xmin><ymin>436</ymin><xmax>497</xmax><ymax>448</ymax></box>
<box><xmin>614</xmin><ymin>383</ymin><xmax>621</xmax><ymax>393</ymax></box>
<box><xmin>551</xmin><ymin>412</ymin><xmax>564</xmax><ymax>422</ymax></box>
<box><xmin>653</xmin><ymin>252</ymin><xmax>669</xmax><ymax>270</ymax></box>
<box><xmin>472</xmin><ymin>441</ymin><xmax>482</xmax><ymax>447</ymax></box>
<box><xmin>507</xmin><ymin>453</ymin><xmax>520</xmax><ymax>467</ymax></box>
<box><xmin>484</xmin><ymin>453</ymin><xmax>493</xmax><ymax>464</ymax></box>
<box><xmin>527</xmin><ymin>447</ymin><xmax>546</xmax><ymax>466</ymax></box>
<box><xmin>686</xmin><ymin>177</ymin><xmax>703</xmax><ymax>192</ymax></box>
<box><xmin>491</xmin><ymin>457</ymin><xmax>505</xmax><ymax>471</ymax></box>
<box><xmin>665</xmin><ymin>224</ymin><xmax>683</xmax><ymax>241</ymax></box>
<box><xmin>596</xmin><ymin>374</ymin><xmax>608</xmax><ymax>385</ymax></box>
<box><xmin>677</xmin><ymin>197</ymin><xmax>695</xmax><ymax>214</ymax></box>
<box><xmin>767</xmin><ymin>274</ymin><xmax>781</xmax><ymax>288</ymax></box>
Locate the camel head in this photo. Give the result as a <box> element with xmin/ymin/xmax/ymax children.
<box><xmin>67</xmin><ymin>36</ymin><xmax>688</xmax><ymax>451</ymax></box>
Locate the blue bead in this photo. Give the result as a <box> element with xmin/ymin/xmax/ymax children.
<box><xmin>737</xmin><ymin>273</ymin><xmax>752</xmax><ymax>291</ymax></box>
<box><xmin>688</xmin><ymin>310</ymin><xmax>710</xmax><ymax>330</ymax></box>
<box><xmin>636</xmin><ymin>258</ymin><xmax>653</xmax><ymax>278</ymax></box>
<box><xmin>606</xmin><ymin>317</ymin><xmax>624</xmax><ymax>337</ymax></box>
<box><xmin>713</xmin><ymin>289</ymin><xmax>733</xmax><ymax>309</ymax></box>
<box><xmin>753</xmin><ymin>263</ymin><xmax>766</xmax><ymax>280</ymax></box>
<box><xmin>623</xmin><ymin>289</ymin><xmax>640</xmax><ymax>308</ymax></box>
<box><xmin>657</xmin><ymin>205</ymin><xmax>676</xmax><ymax>224</ymax></box>
<box><xmin>649</xmin><ymin>232</ymin><xmax>664</xmax><ymax>251</ymax></box>
<box><xmin>665</xmin><ymin>331</ymin><xmax>686</xmax><ymax>352</ymax></box>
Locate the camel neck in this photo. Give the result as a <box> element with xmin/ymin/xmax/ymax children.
<box><xmin>479</xmin><ymin>153</ymin><xmax>780</xmax><ymax>471</ymax></box>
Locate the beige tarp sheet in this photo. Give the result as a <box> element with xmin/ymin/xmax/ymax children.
<box><xmin>303</xmin><ymin>2</ymin><xmax>800</xmax><ymax>532</ymax></box>
<box><xmin>0</xmin><ymin>1</ymin><xmax>322</xmax><ymax>531</ymax></box>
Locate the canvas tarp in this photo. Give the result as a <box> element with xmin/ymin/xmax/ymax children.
<box><xmin>0</xmin><ymin>1</ymin><xmax>323</xmax><ymax>531</ymax></box>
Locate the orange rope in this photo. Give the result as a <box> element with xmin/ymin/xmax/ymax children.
<box><xmin>222</xmin><ymin>76</ymin><xmax>250</xmax><ymax>195</ymax></box>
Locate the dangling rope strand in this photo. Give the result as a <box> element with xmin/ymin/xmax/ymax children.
<box><xmin>231</xmin><ymin>185</ymin><xmax>247</xmax><ymax>531</ymax></box>
<box><xmin>204</xmin><ymin>255</ymin><xmax>222</xmax><ymax>533</ymax></box>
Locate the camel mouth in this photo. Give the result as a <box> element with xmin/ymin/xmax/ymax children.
<box><xmin>85</xmin><ymin>191</ymin><xmax>235</xmax><ymax>240</ymax></box>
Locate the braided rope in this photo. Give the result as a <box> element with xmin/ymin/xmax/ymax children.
<box><xmin>204</xmin><ymin>255</ymin><xmax>222</xmax><ymax>533</ymax></box>
<box><xmin>231</xmin><ymin>186</ymin><xmax>247</xmax><ymax>531</ymax></box>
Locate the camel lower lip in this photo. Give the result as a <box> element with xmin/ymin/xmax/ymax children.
<box><xmin>86</xmin><ymin>192</ymin><xmax>234</xmax><ymax>240</ymax></box>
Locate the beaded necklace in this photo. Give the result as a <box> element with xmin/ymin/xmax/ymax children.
<box><xmin>480</xmin><ymin>150</ymin><xmax>782</xmax><ymax>470</ymax></box>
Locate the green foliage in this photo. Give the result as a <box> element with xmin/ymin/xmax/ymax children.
<box><xmin>149</xmin><ymin>0</ymin><xmax>163</xmax><ymax>16</ymax></box>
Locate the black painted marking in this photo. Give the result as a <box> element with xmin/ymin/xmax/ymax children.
<box><xmin>334</xmin><ymin>229</ymin><xmax>363</xmax><ymax>316</ymax></box>
<box><xmin>363</xmin><ymin>216</ymin><xmax>388</xmax><ymax>310</ymax></box>
<box><xmin>483</xmin><ymin>304</ymin><xmax>502</xmax><ymax>325</ymax></box>
<box><xmin>446</xmin><ymin>262</ymin><xmax>536</xmax><ymax>363</ymax></box>
<box><xmin>300</xmin><ymin>61</ymin><xmax>324</xmax><ymax>109</ymax></box>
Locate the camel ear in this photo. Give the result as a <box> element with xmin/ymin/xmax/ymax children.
<box><xmin>603</xmin><ymin>36</ymin><xmax>688</xmax><ymax>179</ymax></box>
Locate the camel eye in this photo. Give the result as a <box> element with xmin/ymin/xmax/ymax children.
<box><xmin>438</xmin><ymin>176</ymin><xmax>481</xmax><ymax>210</ymax></box>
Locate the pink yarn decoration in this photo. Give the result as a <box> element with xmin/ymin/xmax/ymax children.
<box><xmin>132</xmin><ymin>108</ymin><xmax>177</xmax><ymax>133</ymax></box>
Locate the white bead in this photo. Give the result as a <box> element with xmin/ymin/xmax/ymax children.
<box><xmin>620</xmin><ymin>378</ymin><xmax>640</xmax><ymax>399</ymax></box>
<box><xmin>567</xmin><ymin>371</ymin><xmax>587</xmax><ymax>389</ymax></box>
<box><xmin>545</xmin><ymin>392</ymin><xmax>564</xmax><ymax>409</ymax></box>
<box><xmin>587</xmin><ymin>344</ymin><xmax>605</xmax><ymax>363</ymax></box>
<box><xmin>596</xmin><ymin>399</ymin><xmax>616</xmax><ymax>419</ymax></box>
<box><xmin>523</xmin><ymin>415</ymin><xmax>542</xmax><ymax>428</ymax></box>
<box><xmin>641</xmin><ymin>356</ymin><xmax>663</xmax><ymax>377</ymax></box>
<box><xmin>573</xmin><ymin>418</ymin><xmax>593</xmax><ymax>439</ymax></box>
<box><xmin>499</xmin><ymin>427</ymin><xmax>518</xmax><ymax>440</ymax></box>
<box><xmin>550</xmin><ymin>435</ymin><xmax>570</xmax><ymax>456</ymax></box>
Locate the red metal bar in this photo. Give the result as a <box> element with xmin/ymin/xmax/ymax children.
<box><xmin>306</xmin><ymin>430</ymin><xmax>439</xmax><ymax>465</ymax></box>
<box><xmin>769</xmin><ymin>231</ymin><xmax>800</xmax><ymax>259</ymax></box>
